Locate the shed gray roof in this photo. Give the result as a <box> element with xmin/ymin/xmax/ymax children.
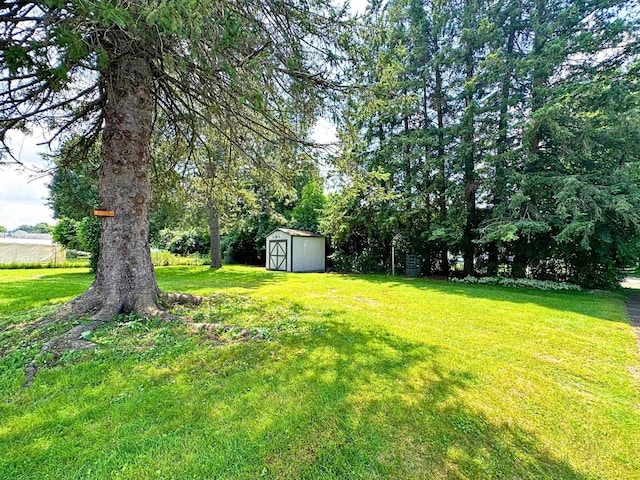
<box><xmin>271</xmin><ymin>228</ymin><xmax>323</xmax><ymax>238</ymax></box>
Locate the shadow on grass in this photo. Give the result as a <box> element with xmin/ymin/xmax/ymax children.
<box><xmin>0</xmin><ymin>266</ymin><xmax>282</xmax><ymax>318</ymax></box>
<box><xmin>155</xmin><ymin>264</ymin><xmax>285</xmax><ymax>293</ymax></box>
<box><xmin>332</xmin><ymin>272</ymin><xmax>627</xmax><ymax>324</ymax></box>
<box><xmin>0</xmin><ymin>309</ymin><xmax>598</xmax><ymax>480</ymax></box>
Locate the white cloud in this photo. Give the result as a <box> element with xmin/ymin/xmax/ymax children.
<box><xmin>0</xmin><ymin>131</ymin><xmax>55</xmax><ymax>230</ymax></box>
<box><xmin>343</xmin><ymin>0</ymin><xmax>368</xmax><ymax>15</ymax></box>
<box><xmin>312</xmin><ymin>117</ymin><xmax>339</xmax><ymax>145</ymax></box>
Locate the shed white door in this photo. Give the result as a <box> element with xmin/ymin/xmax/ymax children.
<box><xmin>268</xmin><ymin>240</ymin><xmax>288</xmax><ymax>271</ymax></box>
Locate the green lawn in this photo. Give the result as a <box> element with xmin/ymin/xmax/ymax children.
<box><xmin>1</xmin><ymin>265</ymin><xmax>639</xmax><ymax>479</ymax></box>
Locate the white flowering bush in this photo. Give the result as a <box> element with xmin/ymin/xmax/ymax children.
<box><xmin>450</xmin><ymin>276</ymin><xmax>581</xmax><ymax>291</ymax></box>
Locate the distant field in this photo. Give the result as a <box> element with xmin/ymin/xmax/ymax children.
<box><xmin>1</xmin><ymin>265</ymin><xmax>639</xmax><ymax>479</ymax></box>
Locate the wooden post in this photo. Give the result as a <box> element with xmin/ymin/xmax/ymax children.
<box><xmin>392</xmin><ymin>244</ymin><xmax>395</xmax><ymax>275</ymax></box>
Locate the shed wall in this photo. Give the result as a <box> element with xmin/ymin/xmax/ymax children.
<box><xmin>291</xmin><ymin>236</ymin><xmax>325</xmax><ymax>272</ymax></box>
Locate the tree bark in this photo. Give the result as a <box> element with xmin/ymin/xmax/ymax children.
<box><xmin>58</xmin><ymin>47</ymin><xmax>163</xmax><ymax>321</ymax></box>
<box><xmin>462</xmin><ymin>0</ymin><xmax>477</xmax><ymax>277</ymax></box>
<box><xmin>207</xmin><ymin>202</ymin><xmax>222</xmax><ymax>269</ymax></box>
<box><xmin>434</xmin><ymin>50</ymin><xmax>449</xmax><ymax>276</ymax></box>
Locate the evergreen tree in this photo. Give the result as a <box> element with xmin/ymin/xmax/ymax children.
<box><xmin>331</xmin><ymin>0</ymin><xmax>639</xmax><ymax>286</ymax></box>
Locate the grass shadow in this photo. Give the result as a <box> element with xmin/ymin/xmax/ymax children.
<box><xmin>0</xmin><ymin>271</ymin><xmax>93</xmax><ymax>318</ymax></box>
<box><xmin>0</xmin><ymin>265</ymin><xmax>283</xmax><ymax>319</ymax></box>
<box><xmin>0</xmin><ymin>304</ymin><xmax>603</xmax><ymax>479</ymax></box>
<box><xmin>155</xmin><ymin>265</ymin><xmax>286</xmax><ymax>295</ymax></box>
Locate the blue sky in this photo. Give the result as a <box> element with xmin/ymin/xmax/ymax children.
<box><xmin>0</xmin><ymin>129</ymin><xmax>55</xmax><ymax>230</ymax></box>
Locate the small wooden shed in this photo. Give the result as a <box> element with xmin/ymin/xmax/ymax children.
<box><xmin>265</xmin><ymin>228</ymin><xmax>325</xmax><ymax>273</ymax></box>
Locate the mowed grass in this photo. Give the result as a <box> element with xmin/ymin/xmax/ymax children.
<box><xmin>0</xmin><ymin>266</ymin><xmax>639</xmax><ymax>480</ymax></box>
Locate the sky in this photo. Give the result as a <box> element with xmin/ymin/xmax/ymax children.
<box><xmin>0</xmin><ymin>130</ymin><xmax>56</xmax><ymax>231</ymax></box>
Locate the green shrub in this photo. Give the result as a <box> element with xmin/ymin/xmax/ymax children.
<box><xmin>150</xmin><ymin>250</ymin><xmax>209</xmax><ymax>267</ymax></box>
<box><xmin>157</xmin><ymin>229</ymin><xmax>210</xmax><ymax>255</ymax></box>
<box><xmin>77</xmin><ymin>216</ymin><xmax>101</xmax><ymax>271</ymax></box>
<box><xmin>329</xmin><ymin>251</ymin><xmax>388</xmax><ymax>274</ymax></box>
<box><xmin>52</xmin><ymin>217</ymin><xmax>81</xmax><ymax>251</ymax></box>
<box><xmin>52</xmin><ymin>216</ymin><xmax>101</xmax><ymax>271</ymax></box>
<box><xmin>0</xmin><ymin>259</ymin><xmax>90</xmax><ymax>270</ymax></box>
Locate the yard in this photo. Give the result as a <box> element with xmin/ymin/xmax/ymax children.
<box><xmin>0</xmin><ymin>265</ymin><xmax>639</xmax><ymax>479</ymax></box>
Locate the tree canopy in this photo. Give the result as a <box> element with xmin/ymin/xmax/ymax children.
<box><xmin>322</xmin><ymin>0</ymin><xmax>640</xmax><ymax>287</ymax></box>
<box><xmin>1</xmin><ymin>0</ymin><xmax>341</xmax><ymax>153</ymax></box>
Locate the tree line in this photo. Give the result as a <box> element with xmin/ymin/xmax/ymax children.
<box><xmin>46</xmin><ymin>0</ymin><xmax>640</xmax><ymax>290</ymax></box>
<box><xmin>322</xmin><ymin>0</ymin><xmax>640</xmax><ymax>287</ymax></box>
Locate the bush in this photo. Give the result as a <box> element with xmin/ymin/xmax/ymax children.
<box><xmin>52</xmin><ymin>217</ymin><xmax>81</xmax><ymax>251</ymax></box>
<box><xmin>52</xmin><ymin>216</ymin><xmax>101</xmax><ymax>271</ymax></box>
<box><xmin>0</xmin><ymin>259</ymin><xmax>90</xmax><ymax>269</ymax></box>
<box><xmin>157</xmin><ymin>229</ymin><xmax>210</xmax><ymax>255</ymax></box>
<box><xmin>150</xmin><ymin>250</ymin><xmax>209</xmax><ymax>266</ymax></box>
<box><xmin>77</xmin><ymin>216</ymin><xmax>101</xmax><ymax>271</ymax></box>
<box><xmin>329</xmin><ymin>251</ymin><xmax>388</xmax><ymax>274</ymax></box>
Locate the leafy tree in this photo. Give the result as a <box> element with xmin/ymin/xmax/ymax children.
<box><xmin>52</xmin><ymin>218</ymin><xmax>81</xmax><ymax>251</ymax></box>
<box><xmin>0</xmin><ymin>226</ymin><xmax>6</xmax><ymax>233</ymax></box>
<box><xmin>76</xmin><ymin>216</ymin><xmax>101</xmax><ymax>271</ymax></box>
<box><xmin>225</xmin><ymin>212</ymin><xmax>287</xmax><ymax>265</ymax></box>
<box><xmin>478</xmin><ymin>0</ymin><xmax>640</xmax><ymax>285</ymax></box>
<box><xmin>149</xmin><ymin>114</ymin><xmax>317</xmax><ymax>268</ymax></box>
<box><xmin>291</xmin><ymin>180</ymin><xmax>326</xmax><ymax>232</ymax></box>
<box><xmin>320</xmin><ymin>170</ymin><xmax>396</xmax><ymax>273</ymax></box>
<box><xmin>47</xmin><ymin>141</ymin><xmax>100</xmax><ymax>221</ymax></box>
<box><xmin>222</xmin><ymin>162</ymin><xmax>321</xmax><ymax>265</ymax></box>
<box><xmin>1</xmin><ymin>1</ymin><xmax>342</xmax><ymax>319</ymax></box>
<box><xmin>14</xmin><ymin>223</ymin><xmax>53</xmax><ymax>234</ymax></box>
<box><xmin>52</xmin><ymin>216</ymin><xmax>101</xmax><ymax>269</ymax></box>
<box><xmin>157</xmin><ymin>229</ymin><xmax>210</xmax><ymax>256</ymax></box>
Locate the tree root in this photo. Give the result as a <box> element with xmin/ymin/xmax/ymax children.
<box><xmin>51</xmin><ymin>287</ymin><xmax>103</xmax><ymax>321</ymax></box>
<box><xmin>23</xmin><ymin>322</ymin><xmax>99</xmax><ymax>388</ymax></box>
<box><xmin>163</xmin><ymin>292</ymin><xmax>203</xmax><ymax>306</ymax></box>
<box><xmin>22</xmin><ymin>291</ymin><xmax>207</xmax><ymax>387</ymax></box>
<box><xmin>47</xmin><ymin>289</ymin><xmax>202</xmax><ymax>323</ymax></box>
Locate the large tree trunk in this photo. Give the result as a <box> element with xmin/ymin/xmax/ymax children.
<box><xmin>461</xmin><ymin>0</ymin><xmax>477</xmax><ymax>277</ymax></box>
<box><xmin>207</xmin><ymin>201</ymin><xmax>222</xmax><ymax>269</ymax></box>
<box><xmin>58</xmin><ymin>49</ymin><xmax>163</xmax><ymax>321</ymax></box>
